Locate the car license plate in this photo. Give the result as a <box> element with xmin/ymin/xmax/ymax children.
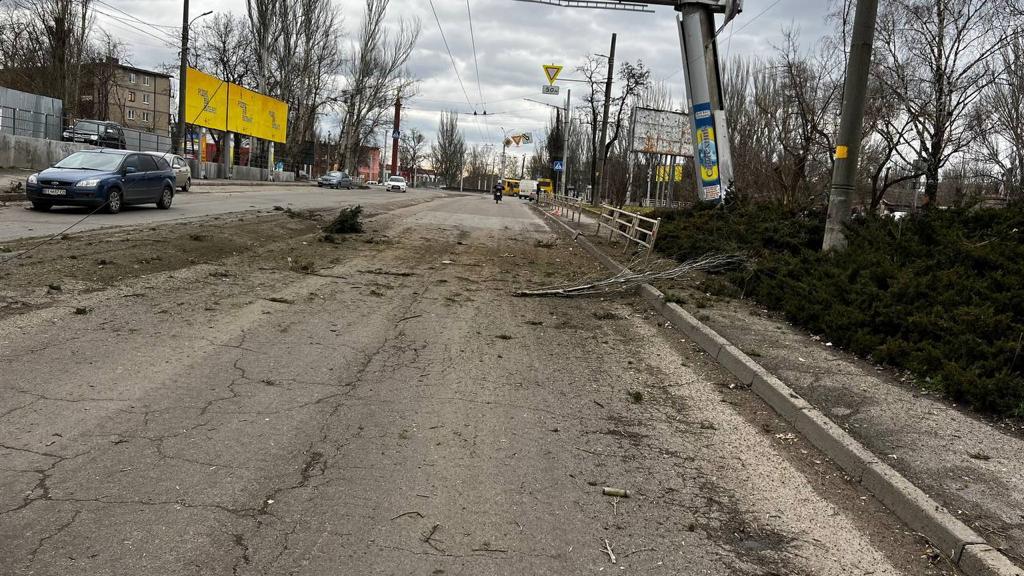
<box><xmin>42</xmin><ymin>188</ymin><xmax>66</xmax><ymax>196</ymax></box>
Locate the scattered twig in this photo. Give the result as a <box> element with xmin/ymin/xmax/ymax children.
<box><xmin>623</xmin><ymin>547</ymin><xmax>657</xmax><ymax>558</ymax></box>
<box><xmin>397</xmin><ymin>314</ymin><xmax>423</xmax><ymax>323</ymax></box>
<box><xmin>471</xmin><ymin>547</ymin><xmax>509</xmax><ymax>553</ymax></box>
<box><xmin>422</xmin><ymin>523</ymin><xmax>444</xmax><ymax>552</ymax></box>
<box><xmin>602</xmin><ymin>539</ymin><xmax>617</xmax><ymax>564</ymax></box>
<box><xmin>390</xmin><ymin>511</ymin><xmax>423</xmax><ymax>521</ymax></box>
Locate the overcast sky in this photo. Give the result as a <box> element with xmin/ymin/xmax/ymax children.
<box><xmin>97</xmin><ymin>0</ymin><xmax>831</xmax><ymax>156</ymax></box>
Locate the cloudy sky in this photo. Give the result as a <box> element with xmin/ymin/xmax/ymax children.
<box><xmin>95</xmin><ymin>0</ymin><xmax>830</xmax><ymax>157</ymax></box>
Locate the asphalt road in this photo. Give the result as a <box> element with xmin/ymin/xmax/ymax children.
<box><xmin>0</xmin><ymin>185</ymin><xmax>443</xmax><ymax>243</ymax></box>
<box><xmin>0</xmin><ymin>195</ymin><xmax>947</xmax><ymax>575</ymax></box>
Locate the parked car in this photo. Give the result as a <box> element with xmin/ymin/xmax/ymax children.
<box><xmin>317</xmin><ymin>171</ymin><xmax>353</xmax><ymax>189</ymax></box>
<box><xmin>366</xmin><ymin>180</ymin><xmax>379</xmax><ymax>185</ymax></box>
<box><xmin>144</xmin><ymin>152</ymin><xmax>192</xmax><ymax>191</ymax></box>
<box><xmin>387</xmin><ymin>175</ymin><xmax>407</xmax><ymax>193</ymax></box>
<box><xmin>25</xmin><ymin>149</ymin><xmax>176</xmax><ymax>214</ymax></box>
<box><xmin>63</xmin><ymin>120</ymin><xmax>126</xmax><ymax>149</ymax></box>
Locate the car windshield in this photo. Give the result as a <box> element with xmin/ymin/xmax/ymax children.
<box><xmin>53</xmin><ymin>151</ymin><xmax>125</xmax><ymax>171</ymax></box>
<box><xmin>326</xmin><ymin>172</ymin><xmax>342</xmax><ymax>177</ymax></box>
<box><xmin>389</xmin><ymin>177</ymin><xmax>404</xmax><ymax>182</ymax></box>
<box><xmin>73</xmin><ymin>122</ymin><xmax>102</xmax><ymax>134</ymax></box>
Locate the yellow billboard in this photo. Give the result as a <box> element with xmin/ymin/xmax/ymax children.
<box><xmin>183</xmin><ymin>67</ymin><xmax>288</xmax><ymax>143</ymax></box>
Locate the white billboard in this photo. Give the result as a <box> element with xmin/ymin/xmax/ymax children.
<box><xmin>631</xmin><ymin>107</ymin><xmax>692</xmax><ymax>156</ymax></box>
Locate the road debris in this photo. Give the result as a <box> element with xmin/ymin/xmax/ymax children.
<box><xmin>602</xmin><ymin>539</ymin><xmax>617</xmax><ymax>563</ymax></box>
<box><xmin>389</xmin><ymin>511</ymin><xmax>423</xmax><ymax>521</ymax></box>
<box><xmin>421</xmin><ymin>522</ymin><xmax>444</xmax><ymax>552</ymax></box>
<box><xmin>602</xmin><ymin>487</ymin><xmax>631</xmax><ymax>498</ymax></box>
<box><xmin>265</xmin><ymin>297</ymin><xmax>295</xmax><ymax>304</ymax></box>
<box><xmin>514</xmin><ymin>254</ymin><xmax>742</xmax><ymax>297</ymax></box>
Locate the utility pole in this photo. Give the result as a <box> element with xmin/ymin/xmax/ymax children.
<box><xmin>595</xmin><ymin>32</ymin><xmax>616</xmax><ymax>205</ymax></box>
<box><xmin>822</xmin><ymin>0</ymin><xmax>879</xmax><ymax>251</ymax></box>
<box><xmin>560</xmin><ymin>88</ymin><xmax>571</xmax><ymax>197</ymax></box>
<box><xmin>390</xmin><ymin>96</ymin><xmax>401</xmax><ymax>178</ymax></box>
<box><xmin>174</xmin><ymin>0</ymin><xmax>190</xmax><ymax>154</ymax></box>
<box><xmin>175</xmin><ymin>3</ymin><xmax>211</xmax><ymax>155</ymax></box>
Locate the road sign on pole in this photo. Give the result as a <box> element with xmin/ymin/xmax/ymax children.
<box><xmin>553</xmin><ymin>160</ymin><xmax>564</xmax><ymax>172</ymax></box>
<box><xmin>542</xmin><ymin>84</ymin><xmax>560</xmax><ymax>95</ymax></box>
<box><xmin>543</xmin><ymin>64</ymin><xmax>563</xmax><ymax>85</ymax></box>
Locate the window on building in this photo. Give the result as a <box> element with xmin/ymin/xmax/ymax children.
<box><xmin>127</xmin><ymin>109</ymin><xmax>136</xmax><ymax>120</ymax></box>
<box><xmin>143</xmin><ymin>76</ymin><xmax>150</xmax><ymax>86</ymax></box>
<box><xmin>142</xmin><ymin>112</ymin><xmax>150</xmax><ymax>122</ymax></box>
<box><xmin>127</xmin><ymin>91</ymin><xmax>136</xmax><ymax>103</ymax></box>
<box><xmin>129</xmin><ymin>72</ymin><xmax>137</xmax><ymax>84</ymax></box>
<box><xmin>142</xmin><ymin>93</ymin><xmax>150</xmax><ymax>104</ymax></box>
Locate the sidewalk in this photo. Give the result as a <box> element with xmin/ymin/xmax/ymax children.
<box><xmin>543</xmin><ymin>204</ymin><xmax>1024</xmax><ymax>568</ymax></box>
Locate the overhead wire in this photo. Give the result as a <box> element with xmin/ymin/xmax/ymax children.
<box><xmin>464</xmin><ymin>0</ymin><xmax>493</xmax><ymax>144</ymax></box>
<box><xmin>91</xmin><ymin>7</ymin><xmax>180</xmax><ymax>48</ymax></box>
<box><xmin>426</xmin><ymin>0</ymin><xmax>485</xmax><ymax>142</ymax></box>
<box><xmin>93</xmin><ymin>0</ymin><xmax>181</xmax><ymax>33</ymax></box>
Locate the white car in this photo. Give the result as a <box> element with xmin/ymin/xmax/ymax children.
<box><xmin>144</xmin><ymin>152</ymin><xmax>192</xmax><ymax>191</ymax></box>
<box><xmin>387</xmin><ymin>176</ymin><xmax>407</xmax><ymax>193</ymax></box>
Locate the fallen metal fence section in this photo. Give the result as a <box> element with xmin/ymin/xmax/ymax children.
<box><xmin>595</xmin><ymin>203</ymin><xmax>661</xmax><ymax>257</ymax></box>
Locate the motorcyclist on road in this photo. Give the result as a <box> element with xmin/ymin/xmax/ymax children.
<box><xmin>493</xmin><ymin>182</ymin><xmax>504</xmax><ymax>204</ymax></box>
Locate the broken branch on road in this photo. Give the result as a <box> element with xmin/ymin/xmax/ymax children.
<box><xmin>514</xmin><ymin>254</ymin><xmax>743</xmax><ymax>297</ymax></box>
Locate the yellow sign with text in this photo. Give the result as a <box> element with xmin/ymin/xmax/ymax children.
<box><xmin>184</xmin><ymin>67</ymin><xmax>289</xmax><ymax>143</ymax></box>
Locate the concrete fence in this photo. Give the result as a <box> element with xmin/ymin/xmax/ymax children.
<box><xmin>0</xmin><ymin>132</ymin><xmax>92</xmax><ymax>170</ymax></box>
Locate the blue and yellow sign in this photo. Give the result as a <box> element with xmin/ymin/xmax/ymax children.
<box><xmin>692</xmin><ymin>102</ymin><xmax>721</xmax><ymax>202</ymax></box>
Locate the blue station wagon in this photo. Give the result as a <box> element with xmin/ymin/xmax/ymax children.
<box><xmin>26</xmin><ymin>149</ymin><xmax>176</xmax><ymax>214</ymax></box>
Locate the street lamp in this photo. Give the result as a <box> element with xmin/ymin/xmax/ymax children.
<box><xmin>175</xmin><ymin>4</ymin><xmax>213</xmax><ymax>154</ymax></box>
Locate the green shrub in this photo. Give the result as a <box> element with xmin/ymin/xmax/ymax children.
<box><xmin>654</xmin><ymin>200</ymin><xmax>1024</xmax><ymax>418</ymax></box>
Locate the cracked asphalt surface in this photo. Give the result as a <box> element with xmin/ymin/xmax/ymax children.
<box><xmin>1</xmin><ymin>193</ymin><xmax>951</xmax><ymax>574</ymax></box>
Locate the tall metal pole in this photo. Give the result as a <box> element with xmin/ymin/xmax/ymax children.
<box><xmin>560</xmin><ymin>88</ymin><xmax>571</xmax><ymax>197</ymax></box>
<box><xmin>677</xmin><ymin>7</ymin><xmax>732</xmax><ymax>203</ymax></box>
<box><xmin>596</xmin><ymin>33</ymin><xmax>616</xmax><ymax>205</ymax></box>
<box><xmin>822</xmin><ymin>0</ymin><xmax>880</xmax><ymax>251</ymax></box>
<box><xmin>175</xmin><ymin>0</ymin><xmax>190</xmax><ymax>154</ymax></box>
<box><xmin>390</xmin><ymin>96</ymin><xmax>401</xmax><ymax>177</ymax></box>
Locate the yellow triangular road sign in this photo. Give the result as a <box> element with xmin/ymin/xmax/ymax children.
<box><xmin>512</xmin><ymin>135</ymin><xmax>523</xmax><ymax>146</ymax></box>
<box><xmin>543</xmin><ymin>64</ymin><xmax>563</xmax><ymax>85</ymax></box>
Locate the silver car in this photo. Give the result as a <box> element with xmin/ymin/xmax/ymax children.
<box><xmin>144</xmin><ymin>152</ymin><xmax>192</xmax><ymax>192</ymax></box>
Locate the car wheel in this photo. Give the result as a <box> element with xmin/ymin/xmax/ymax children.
<box><xmin>157</xmin><ymin>186</ymin><xmax>173</xmax><ymax>210</ymax></box>
<box><xmin>181</xmin><ymin>177</ymin><xmax>191</xmax><ymax>192</ymax></box>
<box><xmin>31</xmin><ymin>201</ymin><xmax>52</xmax><ymax>211</ymax></box>
<box><xmin>106</xmin><ymin>188</ymin><xmax>123</xmax><ymax>214</ymax></box>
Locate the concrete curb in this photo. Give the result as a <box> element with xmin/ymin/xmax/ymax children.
<box><xmin>532</xmin><ymin>206</ymin><xmax>1023</xmax><ymax>576</ymax></box>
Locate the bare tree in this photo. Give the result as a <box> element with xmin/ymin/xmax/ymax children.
<box><xmin>974</xmin><ymin>36</ymin><xmax>1024</xmax><ymax>199</ymax></box>
<box><xmin>342</xmin><ymin>0</ymin><xmax>420</xmax><ymax>173</ymax></box>
<box><xmin>431</xmin><ymin>111</ymin><xmax>465</xmax><ymax>188</ymax></box>
<box><xmin>874</xmin><ymin>0</ymin><xmax>1006</xmax><ymax>206</ymax></box>
<box><xmin>0</xmin><ymin>0</ymin><xmax>93</xmax><ymax>116</ymax></box>
<box><xmin>400</xmin><ymin>127</ymin><xmax>427</xmax><ymax>185</ymax></box>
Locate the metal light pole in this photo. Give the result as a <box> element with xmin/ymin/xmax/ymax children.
<box><xmin>175</xmin><ymin>4</ymin><xmax>212</xmax><ymax>154</ymax></box>
<box><xmin>822</xmin><ymin>0</ymin><xmax>880</xmax><ymax>251</ymax></box>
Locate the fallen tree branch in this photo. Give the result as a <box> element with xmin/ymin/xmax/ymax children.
<box><xmin>514</xmin><ymin>253</ymin><xmax>743</xmax><ymax>297</ymax></box>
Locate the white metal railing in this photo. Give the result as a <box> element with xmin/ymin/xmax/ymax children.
<box><xmin>548</xmin><ymin>193</ymin><xmax>582</xmax><ymax>223</ymax></box>
<box><xmin>595</xmin><ymin>204</ymin><xmax>661</xmax><ymax>257</ymax></box>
